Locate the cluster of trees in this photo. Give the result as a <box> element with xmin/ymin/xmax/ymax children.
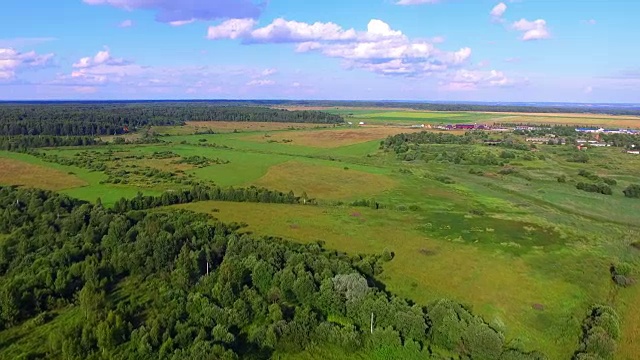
<box><xmin>576</xmin><ymin>182</ymin><xmax>613</xmax><ymax>195</ymax></box>
<box><xmin>600</xmin><ymin>133</ymin><xmax>640</xmax><ymax>148</ymax></box>
<box><xmin>573</xmin><ymin>305</ymin><xmax>621</xmax><ymax>359</ymax></box>
<box><xmin>111</xmin><ymin>185</ymin><xmax>311</xmax><ymax>212</ymax></box>
<box><xmin>0</xmin><ymin>135</ymin><xmax>102</xmax><ymax>152</ymax></box>
<box><xmin>381</xmin><ymin>132</ymin><xmax>481</xmax><ymax>153</ymax></box>
<box><xmin>0</xmin><ymin>104</ymin><xmax>343</xmax><ymax>136</ymax></box>
<box><xmin>0</xmin><ymin>186</ymin><xmax>545</xmax><ymax>359</ymax></box>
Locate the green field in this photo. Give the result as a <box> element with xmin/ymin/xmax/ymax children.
<box><xmin>1</xmin><ymin>114</ymin><xmax>640</xmax><ymax>359</ymax></box>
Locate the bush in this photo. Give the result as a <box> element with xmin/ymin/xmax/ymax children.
<box><xmin>469</xmin><ymin>208</ymin><xmax>486</xmax><ymax>216</ymax></box>
<box><xmin>462</xmin><ymin>323</ymin><xmax>505</xmax><ymax>360</ymax></box>
<box><xmin>623</xmin><ymin>184</ymin><xmax>640</xmax><ymax>198</ymax></box>
<box><xmin>576</xmin><ymin>182</ymin><xmax>612</xmax><ymax>195</ymax></box>
<box><xmin>498</xmin><ymin>167</ymin><xmax>518</xmax><ymax>175</ymax></box>
<box><xmin>557</xmin><ymin>175</ymin><xmax>567</xmax><ymax>183</ymax></box>
<box><xmin>435</xmin><ymin>175</ymin><xmax>455</xmax><ymax>184</ymax></box>
<box><xmin>602</xmin><ymin>178</ymin><xmax>617</xmax><ymax>186</ymax></box>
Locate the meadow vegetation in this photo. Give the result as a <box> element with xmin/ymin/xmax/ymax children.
<box><xmin>1</xmin><ymin>104</ymin><xmax>640</xmax><ymax>359</ymax></box>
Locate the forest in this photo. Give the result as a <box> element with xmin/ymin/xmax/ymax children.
<box><xmin>0</xmin><ymin>104</ymin><xmax>344</xmax><ymax>136</ymax></box>
<box><xmin>0</xmin><ymin>186</ymin><xmax>547</xmax><ymax>359</ymax></box>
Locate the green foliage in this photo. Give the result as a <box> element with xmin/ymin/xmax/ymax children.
<box><xmin>0</xmin><ymin>186</ymin><xmax>540</xmax><ymax>359</ymax></box>
<box><xmin>573</xmin><ymin>305</ymin><xmax>621</xmax><ymax>360</ymax></box>
<box><xmin>623</xmin><ymin>184</ymin><xmax>640</xmax><ymax>198</ymax></box>
<box><xmin>576</xmin><ymin>182</ymin><xmax>612</xmax><ymax>195</ymax></box>
<box><xmin>0</xmin><ymin>103</ymin><xmax>343</xmax><ymax>136</ymax></box>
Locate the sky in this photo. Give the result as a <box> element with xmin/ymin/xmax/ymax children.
<box><xmin>0</xmin><ymin>0</ymin><xmax>638</xmax><ymax>102</ymax></box>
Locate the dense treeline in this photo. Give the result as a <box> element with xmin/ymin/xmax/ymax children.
<box><xmin>0</xmin><ymin>135</ymin><xmax>102</xmax><ymax>151</ymax></box>
<box><xmin>0</xmin><ymin>187</ymin><xmax>545</xmax><ymax>359</ymax></box>
<box><xmin>0</xmin><ymin>104</ymin><xmax>344</xmax><ymax>136</ymax></box>
<box><xmin>111</xmin><ymin>185</ymin><xmax>312</xmax><ymax>212</ymax></box>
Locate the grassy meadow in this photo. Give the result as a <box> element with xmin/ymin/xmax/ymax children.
<box><xmin>1</xmin><ymin>111</ymin><xmax>640</xmax><ymax>358</ymax></box>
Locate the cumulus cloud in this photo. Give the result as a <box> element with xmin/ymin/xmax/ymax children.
<box><xmin>512</xmin><ymin>19</ymin><xmax>550</xmax><ymax>41</ymax></box>
<box><xmin>207</xmin><ymin>18</ymin><xmax>257</xmax><ymax>40</ymax></box>
<box><xmin>67</xmin><ymin>48</ymin><xmax>141</xmax><ymax>84</ymax></box>
<box><xmin>83</xmin><ymin>0</ymin><xmax>265</xmax><ymax>24</ymax></box>
<box><xmin>249</xmin><ymin>18</ymin><xmax>357</xmax><ymax>43</ymax></box>
<box><xmin>582</xmin><ymin>19</ymin><xmax>597</xmax><ymax>25</ymax></box>
<box><xmin>208</xmin><ymin>18</ymin><xmax>474</xmax><ymax>78</ymax></box>
<box><xmin>490</xmin><ymin>3</ymin><xmax>507</xmax><ymax>21</ymax></box>
<box><xmin>72</xmin><ymin>47</ymin><xmax>128</xmax><ymax>69</ymax></box>
<box><xmin>0</xmin><ymin>48</ymin><xmax>54</xmax><ymax>80</ymax></box>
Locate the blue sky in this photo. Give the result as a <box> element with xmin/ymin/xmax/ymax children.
<box><xmin>0</xmin><ymin>0</ymin><xmax>638</xmax><ymax>102</ymax></box>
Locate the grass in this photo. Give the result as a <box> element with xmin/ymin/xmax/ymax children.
<box><xmin>175</xmin><ymin>200</ymin><xmax>607</xmax><ymax>358</ymax></box>
<box><xmin>3</xmin><ymin>112</ymin><xmax>640</xmax><ymax>358</ymax></box>
<box><xmin>0</xmin><ymin>157</ymin><xmax>88</xmax><ymax>190</ymax></box>
<box><xmin>250</xmin><ymin>161</ymin><xmax>396</xmax><ymax>200</ymax></box>
<box><xmin>244</xmin><ymin>127</ymin><xmax>424</xmax><ymax>148</ymax></box>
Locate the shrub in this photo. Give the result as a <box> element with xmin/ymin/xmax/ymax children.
<box><xmin>557</xmin><ymin>175</ymin><xmax>567</xmax><ymax>183</ymax></box>
<box><xmin>576</xmin><ymin>182</ymin><xmax>612</xmax><ymax>195</ymax></box>
<box><xmin>469</xmin><ymin>208</ymin><xmax>486</xmax><ymax>216</ymax></box>
<box><xmin>462</xmin><ymin>323</ymin><xmax>505</xmax><ymax>360</ymax></box>
<box><xmin>498</xmin><ymin>167</ymin><xmax>517</xmax><ymax>175</ymax></box>
<box><xmin>623</xmin><ymin>184</ymin><xmax>640</xmax><ymax>198</ymax></box>
<box><xmin>435</xmin><ymin>175</ymin><xmax>455</xmax><ymax>184</ymax></box>
<box><xmin>602</xmin><ymin>178</ymin><xmax>617</xmax><ymax>186</ymax></box>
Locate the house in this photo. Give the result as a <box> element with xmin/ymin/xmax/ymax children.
<box><xmin>358</xmin><ymin>121</ymin><xmax>365</xmax><ymax>126</ymax></box>
<box><xmin>455</xmin><ymin>124</ymin><xmax>476</xmax><ymax>130</ymax></box>
<box><xmin>627</xmin><ymin>150</ymin><xmax>640</xmax><ymax>155</ymax></box>
<box><xmin>491</xmin><ymin>127</ymin><xmax>512</xmax><ymax>132</ymax></box>
<box><xmin>347</xmin><ymin>122</ymin><xmax>353</xmax><ymax>125</ymax></box>
<box><xmin>410</xmin><ymin>124</ymin><xmax>426</xmax><ymax>129</ymax></box>
<box><xmin>589</xmin><ymin>143</ymin><xmax>610</xmax><ymax>147</ymax></box>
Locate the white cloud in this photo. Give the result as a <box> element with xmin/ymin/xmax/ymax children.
<box><xmin>207</xmin><ymin>18</ymin><xmax>257</xmax><ymax>40</ymax></box>
<box><xmin>72</xmin><ymin>47</ymin><xmax>127</xmax><ymax>68</ymax></box>
<box><xmin>512</xmin><ymin>19</ymin><xmax>550</xmax><ymax>41</ymax></box>
<box><xmin>584</xmin><ymin>86</ymin><xmax>593</xmax><ymax>94</ymax></box>
<box><xmin>247</xmin><ymin>79</ymin><xmax>275</xmax><ymax>86</ymax></box>
<box><xmin>249</xmin><ymin>18</ymin><xmax>357</xmax><ymax>43</ymax></box>
<box><xmin>490</xmin><ymin>3</ymin><xmax>507</xmax><ymax>21</ymax></box>
<box><xmin>209</xmin><ymin>18</ymin><xmax>473</xmax><ymax>78</ymax></box>
<box><xmin>0</xmin><ymin>48</ymin><xmax>54</xmax><ymax>80</ymax></box>
<box><xmin>440</xmin><ymin>69</ymin><xmax>523</xmax><ymax>91</ymax></box>
<box><xmin>582</xmin><ymin>19</ymin><xmax>597</xmax><ymax>25</ymax></box>
<box><xmin>118</xmin><ymin>19</ymin><xmax>133</xmax><ymax>28</ymax></box>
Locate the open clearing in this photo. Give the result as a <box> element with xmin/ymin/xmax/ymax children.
<box><xmin>251</xmin><ymin>161</ymin><xmax>396</xmax><ymax>200</ymax></box>
<box><xmin>0</xmin><ymin>158</ymin><xmax>87</xmax><ymax>190</ymax></box>
<box><xmin>151</xmin><ymin>121</ymin><xmax>330</xmax><ymax>135</ymax></box>
<box><xmin>246</xmin><ymin>126</ymin><xmax>423</xmax><ymax>148</ymax></box>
